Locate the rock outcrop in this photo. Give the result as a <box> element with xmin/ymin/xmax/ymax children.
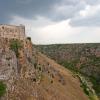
<box><xmin>0</xmin><ymin>38</ymin><xmax>89</xmax><ymax>100</ymax></box>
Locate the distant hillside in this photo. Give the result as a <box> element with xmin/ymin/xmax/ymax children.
<box><xmin>36</xmin><ymin>43</ymin><xmax>100</xmax><ymax>97</ymax></box>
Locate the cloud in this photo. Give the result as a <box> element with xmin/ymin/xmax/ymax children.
<box><xmin>0</xmin><ymin>0</ymin><xmax>61</xmax><ymax>23</ymax></box>
<box><xmin>0</xmin><ymin>0</ymin><xmax>95</xmax><ymax>23</ymax></box>
<box><xmin>15</xmin><ymin>0</ymin><xmax>33</xmax><ymax>4</ymax></box>
<box><xmin>1</xmin><ymin>0</ymin><xmax>100</xmax><ymax>44</ymax></box>
<box><xmin>79</xmin><ymin>5</ymin><xmax>100</xmax><ymax>17</ymax></box>
<box><xmin>85</xmin><ymin>0</ymin><xmax>100</xmax><ymax>5</ymax></box>
<box><xmin>52</xmin><ymin>2</ymin><xmax>85</xmax><ymax>20</ymax></box>
<box><xmin>10</xmin><ymin>15</ymin><xmax>56</xmax><ymax>44</ymax></box>
<box><xmin>10</xmin><ymin>15</ymin><xmax>100</xmax><ymax>44</ymax></box>
<box><xmin>10</xmin><ymin>15</ymin><xmax>55</xmax><ymax>27</ymax></box>
<box><xmin>70</xmin><ymin>4</ymin><xmax>100</xmax><ymax>26</ymax></box>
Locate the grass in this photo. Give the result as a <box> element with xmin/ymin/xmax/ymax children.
<box><xmin>89</xmin><ymin>93</ymin><xmax>99</xmax><ymax>100</ymax></box>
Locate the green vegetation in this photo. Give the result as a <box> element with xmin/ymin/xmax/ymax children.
<box><xmin>0</xmin><ymin>82</ymin><xmax>6</xmax><ymax>97</ymax></box>
<box><xmin>59</xmin><ymin>61</ymin><xmax>78</xmax><ymax>72</ymax></box>
<box><xmin>27</xmin><ymin>37</ymin><xmax>31</xmax><ymax>41</ymax></box>
<box><xmin>60</xmin><ymin>60</ymin><xmax>100</xmax><ymax>99</ymax></box>
<box><xmin>77</xmin><ymin>74</ymin><xmax>99</xmax><ymax>100</ymax></box>
<box><xmin>80</xmin><ymin>82</ymin><xmax>89</xmax><ymax>95</ymax></box>
<box><xmin>89</xmin><ymin>93</ymin><xmax>99</xmax><ymax>100</ymax></box>
<box><xmin>80</xmin><ymin>79</ymin><xmax>89</xmax><ymax>96</ymax></box>
<box><xmin>10</xmin><ymin>39</ymin><xmax>22</xmax><ymax>57</ymax></box>
<box><xmin>90</xmin><ymin>76</ymin><xmax>100</xmax><ymax>95</ymax></box>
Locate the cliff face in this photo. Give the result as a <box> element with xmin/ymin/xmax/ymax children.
<box><xmin>0</xmin><ymin>38</ymin><xmax>89</xmax><ymax>100</ymax></box>
<box><xmin>36</xmin><ymin>44</ymin><xmax>100</xmax><ymax>96</ymax></box>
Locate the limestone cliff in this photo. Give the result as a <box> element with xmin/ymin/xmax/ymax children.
<box><xmin>0</xmin><ymin>38</ymin><xmax>89</xmax><ymax>100</ymax></box>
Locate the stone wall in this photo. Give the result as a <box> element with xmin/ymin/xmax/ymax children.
<box><xmin>0</xmin><ymin>24</ymin><xmax>26</xmax><ymax>40</ymax></box>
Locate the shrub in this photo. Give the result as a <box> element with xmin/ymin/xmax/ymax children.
<box><xmin>10</xmin><ymin>40</ymin><xmax>22</xmax><ymax>57</ymax></box>
<box><xmin>0</xmin><ymin>82</ymin><xmax>6</xmax><ymax>97</ymax></box>
<box><xmin>27</xmin><ymin>37</ymin><xmax>31</xmax><ymax>41</ymax></box>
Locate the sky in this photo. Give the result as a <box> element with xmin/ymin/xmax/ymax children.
<box><xmin>0</xmin><ymin>0</ymin><xmax>100</xmax><ymax>44</ymax></box>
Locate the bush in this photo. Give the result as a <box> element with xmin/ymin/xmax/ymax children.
<box><xmin>10</xmin><ymin>39</ymin><xmax>22</xmax><ymax>57</ymax></box>
<box><xmin>0</xmin><ymin>82</ymin><xmax>6</xmax><ymax>97</ymax></box>
<box><xmin>59</xmin><ymin>61</ymin><xmax>78</xmax><ymax>72</ymax></box>
<box><xmin>90</xmin><ymin>76</ymin><xmax>100</xmax><ymax>95</ymax></box>
<box><xmin>27</xmin><ymin>37</ymin><xmax>31</xmax><ymax>41</ymax></box>
<box><xmin>80</xmin><ymin>83</ymin><xmax>89</xmax><ymax>96</ymax></box>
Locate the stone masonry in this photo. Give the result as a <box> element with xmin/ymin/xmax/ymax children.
<box><xmin>0</xmin><ymin>24</ymin><xmax>26</xmax><ymax>40</ymax></box>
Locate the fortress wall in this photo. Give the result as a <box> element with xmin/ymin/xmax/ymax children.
<box><xmin>0</xmin><ymin>24</ymin><xmax>26</xmax><ymax>39</ymax></box>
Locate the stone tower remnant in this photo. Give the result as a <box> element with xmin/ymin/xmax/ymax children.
<box><xmin>0</xmin><ymin>24</ymin><xmax>26</xmax><ymax>40</ymax></box>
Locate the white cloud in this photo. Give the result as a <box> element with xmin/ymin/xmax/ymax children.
<box><xmin>10</xmin><ymin>15</ymin><xmax>100</xmax><ymax>44</ymax></box>
<box><xmin>70</xmin><ymin>4</ymin><xmax>100</xmax><ymax>26</ymax></box>
<box><xmin>51</xmin><ymin>1</ymin><xmax>86</xmax><ymax>20</ymax></box>
<box><xmin>79</xmin><ymin>5</ymin><xmax>100</xmax><ymax>17</ymax></box>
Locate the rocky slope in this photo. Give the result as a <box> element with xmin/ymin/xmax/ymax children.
<box><xmin>0</xmin><ymin>38</ymin><xmax>89</xmax><ymax>100</ymax></box>
<box><xmin>36</xmin><ymin>44</ymin><xmax>100</xmax><ymax>98</ymax></box>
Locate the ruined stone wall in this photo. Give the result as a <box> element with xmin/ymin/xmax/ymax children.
<box><xmin>0</xmin><ymin>24</ymin><xmax>26</xmax><ymax>40</ymax></box>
